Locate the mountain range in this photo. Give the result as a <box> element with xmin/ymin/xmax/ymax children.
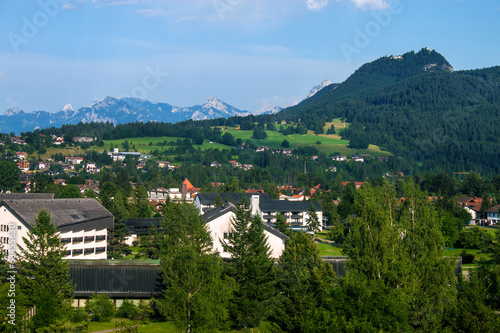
<box><xmin>0</xmin><ymin>96</ymin><xmax>253</xmax><ymax>134</ymax></box>
<box><xmin>0</xmin><ymin>79</ymin><xmax>333</xmax><ymax>134</ymax></box>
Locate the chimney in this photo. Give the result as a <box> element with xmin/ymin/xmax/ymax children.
<box><xmin>251</xmin><ymin>195</ymin><xmax>260</xmax><ymax>216</ymax></box>
<box><xmin>181</xmin><ymin>181</ymin><xmax>187</xmax><ymax>200</ymax></box>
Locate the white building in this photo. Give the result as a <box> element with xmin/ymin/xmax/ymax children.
<box><xmin>0</xmin><ymin>194</ymin><xmax>113</xmax><ymax>260</ymax></box>
<box><xmin>195</xmin><ymin>192</ymin><xmax>323</xmax><ymax>231</ymax></box>
<box><xmin>202</xmin><ymin>203</ymin><xmax>288</xmax><ymax>259</ymax></box>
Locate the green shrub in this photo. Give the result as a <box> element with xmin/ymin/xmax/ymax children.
<box><xmin>71</xmin><ymin>308</ymin><xmax>89</xmax><ymax>323</ymax></box>
<box><xmin>116</xmin><ymin>300</ymin><xmax>138</xmax><ymax>319</ymax></box>
<box><xmin>85</xmin><ymin>294</ymin><xmax>115</xmax><ymax>322</ymax></box>
<box><xmin>457</xmin><ymin>226</ymin><xmax>493</xmax><ymax>249</ymax></box>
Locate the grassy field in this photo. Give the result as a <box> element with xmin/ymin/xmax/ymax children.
<box><xmin>41</xmin><ymin>118</ymin><xmax>390</xmax><ymax>158</ymax></box>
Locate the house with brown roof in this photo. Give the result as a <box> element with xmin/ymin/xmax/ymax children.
<box><xmin>457</xmin><ymin>196</ymin><xmax>485</xmax><ymax>225</ymax></box>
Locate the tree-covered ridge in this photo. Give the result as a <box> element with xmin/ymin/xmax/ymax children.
<box><xmin>282</xmin><ymin>49</ymin><xmax>500</xmax><ymax>175</ymax></box>
<box><xmin>303</xmin><ymin>48</ymin><xmax>452</xmax><ymax>103</ymax></box>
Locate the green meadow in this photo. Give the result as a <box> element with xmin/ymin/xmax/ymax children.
<box><xmin>57</xmin><ymin>119</ymin><xmax>390</xmax><ymax>158</ymax></box>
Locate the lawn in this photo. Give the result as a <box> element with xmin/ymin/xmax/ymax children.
<box><xmin>88</xmin><ymin>320</ymin><xmax>178</xmax><ymax>333</ymax></box>
<box><xmin>316</xmin><ymin>242</ymin><xmax>343</xmax><ymax>256</ymax></box>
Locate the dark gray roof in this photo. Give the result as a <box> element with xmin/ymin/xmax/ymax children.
<box><xmin>259</xmin><ymin>200</ymin><xmax>322</xmax><ymax>213</ymax></box>
<box><xmin>263</xmin><ymin>223</ymin><xmax>289</xmax><ymax>241</ymax></box>
<box><xmin>0</xmin><ymin>193</ymin><xmax>55</xmax><ymax>200</ymax></box>
<box><xmin>69</xmin><ymin>260</ymin><xmax>162</xmax><ymax>298</ymax></box>
<box><xmin>196</xmin><ymin>192</ymin><xmax>271</xmax><ymax>205</ymax></box>
<box><xmin>202</xmin><ymin>202</ymin><xmax>237</xmax><ymax>224</ymax></box>
<box><xmin>0</xmin><ymin>198</ymin><xmax>113</xmax><ymax>231</ymax></box>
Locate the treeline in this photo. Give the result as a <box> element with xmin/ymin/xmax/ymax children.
<box><xmin>131</xmin><ymin>181</ymin><xmax>500</xmax><ymax>332</ymax></box>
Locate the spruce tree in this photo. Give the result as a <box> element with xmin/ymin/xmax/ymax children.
<box><xmin>214</xmin><ymin>194</ymin><xmax>223</xmax><ymax>208</ymax></box>
<box><xmin>159</xmin><ymin>202</ymin><xmax>233</xmax><ymax>332</ymax></box>
<box><xmin>18</xmin><ymin>210</ymin><xmax>75</xmax><ymax>330</ymax></box>
<box><xmin>223</xmin><ymin>206</ymin><xmax>275</xmax><ymax>329</ymax></box>
<box><xmin>307</xmin><ymin>202</ymin><xmax>321</xmax><ymax>231</ymax></box>
<box><xmin>274</xmin><ymin>212</ymin><xmax>289</xmax><ymax>235</ymax></box>
<box><xmin>271</xmin><ymin>232</ymin><xmax>335</xmax><ymax>332</ymax></box>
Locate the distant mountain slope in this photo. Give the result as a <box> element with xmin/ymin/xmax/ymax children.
<box><xmin>281</xmin><ymin>48</ymin><xmax>500</xmax><ymax>175</ymax></box>
<box><xmin>0</xmin><ymin>96</ymin><xmax>249</xmax><ymax>134</ymax></box>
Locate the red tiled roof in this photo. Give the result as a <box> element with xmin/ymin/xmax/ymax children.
<box><xmin>181</xmin><ymin>178</ymin><xmax>195</xmax><ymax>190</ymax></box>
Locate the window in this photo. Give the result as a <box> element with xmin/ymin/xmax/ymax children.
<box><xmin>84</xmin><ymin>236</ymin><xmax>95</xmax><ymax>243</ymax></box>
<box><xmin>96</xmin><ymin>247</ymin><xmax>106</xmax><ymax>253</ymax></box>
<box><xmin>73</xmin><ymin>237</ymin><xmax>83</xmax><ymax>243</ymax></box>
<box><xmin>61</xmin><ymin>238</ymin><xmax>71</xmax><ymax>244</ymax></box>
<box><xmin>95</xmin><ymin>235</ymin><xmax>106</xmax><ymax>241</ymax></box>
<box><xmin>84</xmin><ymin>248</ymin><xmax>95</xmax><ymax>254</ymax></box>
<box><xmin>82</xmin><ymin>214</ymin><xmax>91</xmax><ymax>219</ymax></box>
<box><xmin>17</xmin><ymin>226</ymin><xmax>21</xmax><ymax>230</ymax></box>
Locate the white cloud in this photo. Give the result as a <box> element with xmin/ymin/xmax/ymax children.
<box><xmin>90</xmin><ymin>0</ymin><xmax>151</xmax><ymax>6</ymax></box>
<box><xmin>136</xmin><ymin>8</ymin><xmax>175</xmax><ymax>17</ymax></box>
<box><xmin>337</xmin><ymin>0</ymin><xmax>389</xmax><ymax>10</ymax></box>
<box><xmin>61</xmin><ymin>3</ymin><xmax>78</xmax><ymax>10</ymax></box>
<box><xmin>306</xmin><ymin>0</ymin><xmax>328</xmax><ymax>11</ymax></box>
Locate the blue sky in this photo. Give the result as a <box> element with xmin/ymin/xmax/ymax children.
<box><xmin>0</xmin><ymin>0</ymin><xmax>498</xmax><ymax>114</ymax></box>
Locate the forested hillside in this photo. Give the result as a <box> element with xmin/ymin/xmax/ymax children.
<box><xmin>282</xmin><ymin>48</ymin><xmax>500</xmax><ymax>176</ymax></box>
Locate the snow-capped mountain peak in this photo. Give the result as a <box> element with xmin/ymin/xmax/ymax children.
<box><xmin>2</xmin><ymin>108</ymin><xmax>24</xmax><ymax>116</ymax></box>
<box><xmin>305</xmin><ymin>80</ymin><xmax>333</xmax><ymax>99</ymax></box>
<box><xmin>203</xmin><ymin>97</ymin><xmax>228</xmax><ymax>112</ymax></box>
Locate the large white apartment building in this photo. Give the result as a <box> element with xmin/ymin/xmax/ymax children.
<box><xmin>0</xmin><ymin>194</ymin><xmax>114</xmax><ymax>260</ymax></box>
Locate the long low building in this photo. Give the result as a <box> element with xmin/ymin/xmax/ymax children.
<box><xmin>0</xmin><ymin>194</ymin><xmax>114</xmax><ymax>260</ymax></box>
<box><xmin>69</xmin><ymin>259</ymin><xmax>162</xmax><ymax>308</ymax></box>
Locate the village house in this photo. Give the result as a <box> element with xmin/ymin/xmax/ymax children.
<box><xmin>202</xmin><ymin>202</ymin><xmax>289</xmax><ymax>259</ymax></box>
<box><xmin>17</xmin><ymin>160</ymin><xmax>30</xmax><ymax>172</ymax></box>
<box><xmin>210</xmin><ymin>161</ymin><xmax>221</xmax><ymax>168</ymax></box>
<box><xmin>256</xmin><ymin>146</ymin><xmax>270</xmax><ymax>153</ymax></box>
<box><xmin>275</xmin><ymin>149</ymin><xmax>292</xmax><ymax>155</ymax></box>
<box><xmin>333</xmin><ymin>155</ymin><xmax>347</xmax><ymax>161</ymax></box>
<box><xmin>342</xmin><ymin>181</ymin><xmax>366</xmax><ymax>189</ymax></box>
<box><xmin>10</xmin><ymin>136</ymin><xmax>26</xmax><ymax>145</ymax></box>
<box><xmin>486</xmin><ymin>204</ymin><xmax>500</xmax><ymax>225</ymax></box>
<box><xmin>351</xmin><ymin>155</ymin><xmax>364</xmax><ymax>162</ymax></box>
<box><xmin>15</xmin><ymin>151</ymin><xmax>28</xmax><ymax>160</ymax></box>
<box><xmin>73</xmin><ymin>137</ymin><xmax>95</xmax><ymax>143</ymax></box>
<box><xmin>65</xmin><ymin>156</ymin><xmax>84</xmax><ymax>164</ymax></box>
<box><xmin>457</xmin><ymin>196</ymin><xmax>485</xmax><ymax>225</ymax></box>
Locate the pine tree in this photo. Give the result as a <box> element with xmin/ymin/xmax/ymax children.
<box><xmin>159</xmin><ymin>202</ymin><xmax>233</xmax><ymax>332</ymax></box>
<box><xmin>223</xmin><ymin>206</ymin><xmax>275</xmax><ymax>329</ymax></box>
<box><xmin>18</xmin><ymin>210</ymin><xmax>75</xmax><ymax>330</ymax></box>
